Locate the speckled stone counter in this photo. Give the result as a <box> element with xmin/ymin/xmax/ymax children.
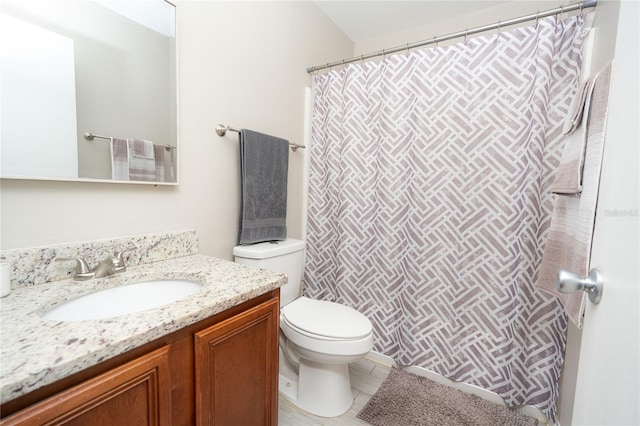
<box><xmin>1</xmin><ymin>230</ymin><xmax>199</xmax><ymax>289</ymax></box>
<box><xmin>0</xmin><ymin>254</ymin><xmax>285</xmax><ymax>404</ymax></box>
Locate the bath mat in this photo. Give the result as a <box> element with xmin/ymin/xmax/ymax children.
<box><xmin>357</xmin><ymin>368</ymin><xmax>537</xmax><ymax>426</ymax></box>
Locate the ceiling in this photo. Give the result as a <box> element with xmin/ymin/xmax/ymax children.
<box><xmin>313</xmin><ymin>1</ymin><xmax>509</xmax><ymax>41</ymax></box>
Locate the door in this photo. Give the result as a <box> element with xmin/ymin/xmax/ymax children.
<box><xmin>571</xmin><ymin>1</ymin><xmax>639</xmax><ymax>424</ymax></box>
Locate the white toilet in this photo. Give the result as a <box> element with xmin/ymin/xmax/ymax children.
<box><xmin>233</xmin><ymin>238</ymin><xmax>373</xmax><ymax>417</ymax></box>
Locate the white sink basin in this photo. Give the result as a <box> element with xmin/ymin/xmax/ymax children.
<box><xmin>42</xmin><ymin>279</ymin><xmax>203</xmax><ymax>321</ymax></box>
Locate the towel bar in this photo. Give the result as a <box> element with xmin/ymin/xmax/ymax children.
<box><xmin>84</xmin><ymin>132</ymin><xmax>175</xmax><ymax>151</ymax></box>
<box><xmin>216</xmin><ymin>124</ymin><xmax>306</xmax><ymax>152</ymax></box>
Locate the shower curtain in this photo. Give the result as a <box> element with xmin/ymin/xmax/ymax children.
<box><xmin>305</xmin><ymin>16</ymin><xmax>584</xmax><ymax>421</ymax></box>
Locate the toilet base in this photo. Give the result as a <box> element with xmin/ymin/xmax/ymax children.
<box><xmin>279</xmin><ymin>358</ymin><xmax>354</xmax><ymax>417</ymax></box>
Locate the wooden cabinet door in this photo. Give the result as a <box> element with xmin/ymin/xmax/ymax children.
<box><xmin>1</xmin><ymin>345</ymin><xmax>171</xmax><ymax>426</ymax></box>
<box><xmin>195</xmin><ymin>298</ymin><xmax>279</xmax><ymax>426</ymax></box>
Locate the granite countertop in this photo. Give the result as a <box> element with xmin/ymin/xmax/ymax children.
<box><xmin>0</xmin><ymin>254</ymin><xmax>286</xmax><ymax>404</ymax></box>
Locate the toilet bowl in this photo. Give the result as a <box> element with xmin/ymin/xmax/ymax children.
<box><xmin>280</xmin><ymin>296</ymin><xmax>373</xmax><ymax>416</ymax></box>
<box><xmin>233</xmin><ymin>239</ymin><xmax>373</xmax><ymax>417</ymax></box>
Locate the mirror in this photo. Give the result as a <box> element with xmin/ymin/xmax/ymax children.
<box><xmin>0</xmin><ymin>0</ymin><xmax>177</xmax><ymax>184</ymax></box>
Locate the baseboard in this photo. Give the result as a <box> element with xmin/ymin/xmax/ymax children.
<box><xmin>363</xmin><ymin>350</ymin><xmax>552</xmax><ymax>425</ymax></box>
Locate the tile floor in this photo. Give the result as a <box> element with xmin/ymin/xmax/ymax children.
<box><xmin>278</xmin><ymin>356</ymin><xmax>546</xmax><ymax>426</ymax></box>
<box><xmin>278</xmin><ymin>357</ymin><xmax>392</xmax><ymax>425</ymax></box>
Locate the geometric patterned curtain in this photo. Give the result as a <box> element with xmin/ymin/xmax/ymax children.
<box><xmin>304</xmin><ymin>16</ymin><xmax>584</xmax><ymax>422</ymax></box>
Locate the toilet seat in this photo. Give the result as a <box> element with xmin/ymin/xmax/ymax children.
<box><xmin>281</xmin><ymin>297</ymin><xmax>372</xmax><ymax>340</ymax></box>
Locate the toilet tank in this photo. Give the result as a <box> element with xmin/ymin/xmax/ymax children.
<box><xmin>233</xmin><ymin>239</ymin><xmax>305</xmax><ymax>306</ymax></box>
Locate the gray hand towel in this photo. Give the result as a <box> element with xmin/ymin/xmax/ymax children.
<box><xmin>238</xmin><ymin>129</ymin><xmax>289</xmax><ymax>244</ymax></box>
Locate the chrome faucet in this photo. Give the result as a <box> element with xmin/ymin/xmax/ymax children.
<box><xmin>56</xmin><ymin>248</ymin><xmax>135</xmax><ymax>280</ymax></box>
<box><xmin>91</xmin><ymin>257</ymin><xmax>117</xmax><ymax>278</ymax></box>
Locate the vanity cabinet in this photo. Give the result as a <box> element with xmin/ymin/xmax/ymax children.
<box><xmin>0</xmin><ymin>346</ymin><xmax>171</xmax><ymax>425</ymax></box>
<box><xmin>195</xmin><ymin>298</ymin><xmax>279</xmax><ymax>426</ymax></box>
<box><xmin>0</xmin><ymin>291</ymin><xmax>280</xmax><ymax>426</ymax></box>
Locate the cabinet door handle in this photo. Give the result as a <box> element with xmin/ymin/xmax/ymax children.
<box><xmin>556</xmin><ymin>268</ymin><xmax>604</xmax><ymax>304</ymax></box>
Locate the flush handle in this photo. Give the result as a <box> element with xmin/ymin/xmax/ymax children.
<box><xmin>556</xmin><ymin>268</ymin><xmax>604</xmax><ymax>304</ymax></box>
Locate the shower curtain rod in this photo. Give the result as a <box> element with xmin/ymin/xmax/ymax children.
<box><xmin>306</xmin><ymin>0</ymin><xmax>597</xmax><ymax>74</ymax></box>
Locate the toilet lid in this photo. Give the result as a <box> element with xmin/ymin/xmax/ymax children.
<box><xmin>281</xmin><ymin>297</ymin><xmax>372</xmax><ymax>339</ymax></box>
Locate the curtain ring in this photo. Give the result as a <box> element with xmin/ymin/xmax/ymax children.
<box><xmin>360</xmin><ymin>54</ymin><xmax>365</xmax><ymax>65</ymax></box>
<box><xmin>560</xmin><ymin>5</ymin><xmax>565</xmax><ymax>19</ymax></box>
<box><xmin>579</xmin><ymin>1</ymin><xmax>583</xmax><ymax>14</ymax></box>
<box><xmin>464</xmin><ymin>29</ymin><xmax>468</xmax><ymax>44</ymax></box>
<box><xmin>382</xmin><ymin>48</ymin><xmax>386</xmax><ymax>59</ymax></box>
<box><xmin>433</xmin><ymin>35</ymin><xmax>437</xmax><ymax>49</ymax></box>
<box><xmin>406</xmin><ymin>43</ymin><xmax>410</xmax><ymax>55</ymax></box>
<box><xmin>535</xmin><ymin>11</ymin><xmax>540</xmax><ymax>28</ymax></box>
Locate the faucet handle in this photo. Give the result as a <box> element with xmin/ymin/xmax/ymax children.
<box><xmin>111</xmin><ymin>247</ymin><xmax>137</xmax><ymax>273</ymax></box>
<box><xmin>55</xmin><ymin>257</ymin><xmax>94</xmax><ymax>280</ymax></box>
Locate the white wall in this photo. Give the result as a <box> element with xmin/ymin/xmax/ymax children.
<box><xmin>354</xmin><ymin>1</ymin><xmax>575</xmax><ymax>55</ymax></box>
<box><xmin>0</xmin><ymin>1</ymin><xmax>353</xmax><ymax>259</ymax></box>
